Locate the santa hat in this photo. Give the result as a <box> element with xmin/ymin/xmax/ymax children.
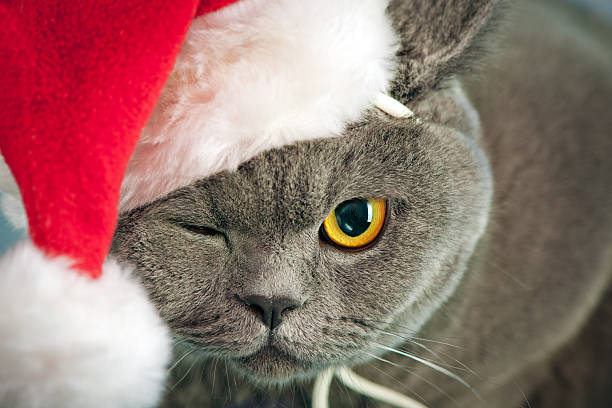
<box><xmin>0</xmin><ymin>1</ymin><xmax>397</xmax><ymax>407</ymax></box>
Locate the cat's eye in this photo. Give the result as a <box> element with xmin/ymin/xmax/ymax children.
<box><xmin>181</xmin><ymin>224</ymin><xmax>219</xmax><ymax>236</ymax></box>
<box><xmin>320</xmin><ymin>198</ymin><xmax>387</xmax><ymax>250</ymax></box>
<box><xmin>172</xmin><ymin>221</ymin><xmax>221</xmax><ymax>237</ymax></box>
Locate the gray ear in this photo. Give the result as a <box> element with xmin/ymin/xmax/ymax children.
<box><xmin>388</xmin><ymin>0</ymin><xmax>506</xmax><ymax>101</ymax></box>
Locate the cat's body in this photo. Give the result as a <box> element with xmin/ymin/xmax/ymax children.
<box><xmin>112</xmin><ymin>1</ymin><xmax>612</xmax><ymax>407</ymax></box>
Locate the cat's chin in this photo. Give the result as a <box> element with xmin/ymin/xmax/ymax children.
<box><xmin>230</xmin><ymin>345</ymin><xmax>321</xmax><ymax>385</ymax></box>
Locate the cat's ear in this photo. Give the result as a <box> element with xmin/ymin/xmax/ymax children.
<box><xmin>389</xmin><ymin>0</ymin><xmax>505</xmax><ymax>101</ymax></box>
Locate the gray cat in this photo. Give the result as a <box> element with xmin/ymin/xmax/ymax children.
<box><xmin>111</xmin><ymin>0</ymin><xmax>612</xmax><ymax>407</ymax></box>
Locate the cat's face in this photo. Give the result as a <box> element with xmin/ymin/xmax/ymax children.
<box><xmin>112</xmin><ymin>109</ymin><xmax>492</xmax><ymax>385</ymax></box>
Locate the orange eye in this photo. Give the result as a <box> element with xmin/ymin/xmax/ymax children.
<box><xmin>320</xmin><ymin>198</ymin><xmax>387</xmax><ymax>249</ymax></box>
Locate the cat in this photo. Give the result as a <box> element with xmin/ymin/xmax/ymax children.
<box><xmin>111</xmin><ymin>0</ymin><xmax>612</xmax><ymax>407</ymax></box>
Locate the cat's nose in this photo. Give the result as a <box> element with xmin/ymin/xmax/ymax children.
<box><xmin>239</xmin><ymin>294</ymin><xmax>303</xmax><ymax>330</ymax></box>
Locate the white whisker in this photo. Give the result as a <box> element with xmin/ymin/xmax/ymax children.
<box><xmin>377</xmin><ymin>330</ymin><xmax>469</xmax><ymax>372</ymax></box>
<box><xmin>169</xmin><ymin>358</ymin><xmax>197</xmax><ymax>391</ymax></box>
<box><xmin>351</xmin><ymin>317</ymin><xmax>464</xmax><ymax>348</ymax></box>
<box><xmin>172</xmin><ymin>337</ymin><xmax>189</xmax><ymax>346</ymax></box>
<box><xmin>363</xmin><ymin>351</ymin><xmax>440</xmax><ymax>404</ymax></box>
<box><xmin>212</xmin><ymin>358</ymin><xmax>219</xmax><ymax>394</ymax></box>
<box><xmin>406</xmin><ymin>336</ymin><xmax>463</xmax><ymax>350</ymax></box>
<box><xmin>336</xmin><ymin>366</ymin><xmax>427</xmax><ymax>408</ymax></box>
<box><xmin>367</xmin><ymin>357</ymin><xmax>430</xmax><ymax>405</ymax></box>
<box><xmin>514</xmin><ymin>380</ymin><xmax>532</xmax><ymax>408</ymax></box>
<box><xmin>376</xmin><ymin>344</ymin><xmax>481</xmax><ymax>400</ymax></box>
<box><xmin>167</xmin><ymin>349</ymin><xmax>196</xmax><ymax>372</ymax></box>
<box><xmin>224</xmin><ymin>357</ymin><xmax>232</xmax><ymax>402</ymax></box>
<box><xmin>371</xmin><ymin>326</ymin><xmax>478</xmax><ymax>378</ymax></box>
<box><xmin>403</xmin><ymin>337</ymin><xmax>478</xmax><ymax>378</ymax></box>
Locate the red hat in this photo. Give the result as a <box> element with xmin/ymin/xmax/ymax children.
<box><xmin>0</xmin><ymin>0</ymin><xmax>397</xmax><ymax>406</ymax></box>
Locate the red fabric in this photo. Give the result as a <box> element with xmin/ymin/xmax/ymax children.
<box><xmin>197</xmin><ymin>0</ymin><xmax>239</xmax><ymax>16</ymax></box>
<box><xmin>0</xmin><ymin>0</ymin><xmax>238</xmax><ymax>278</ymax></box>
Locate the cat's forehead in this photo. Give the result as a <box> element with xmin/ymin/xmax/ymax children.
<box><xmin>151</xmin><ymin>118</ymin><xmax>421</xmax><ymax>232</ymax></box>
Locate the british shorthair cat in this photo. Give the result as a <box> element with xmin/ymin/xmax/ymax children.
<box><xmin>111</xmin><ymin>0</ymin><xmax>612</xmax><ymax>406</ymax></box>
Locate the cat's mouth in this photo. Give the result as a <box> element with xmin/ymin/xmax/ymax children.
<box><xmin>232</xmin><ymin>344</ymin><xmax>318</xmax><ymax>383</ymax></box>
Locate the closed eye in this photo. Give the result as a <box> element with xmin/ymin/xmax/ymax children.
<box><xmin>166</xmin><ymin>219</ymin><xmax>231</xmax><ymax>249</ymax></box>
<box><xmin>179</xmin><ymin>224</ymin><xmax>221</xmax><ymax>236</ymax></box>
<box><xmin>168</xmin><ymin>219</ymin><xmax>223</xmax><ymax>237</ymax></box>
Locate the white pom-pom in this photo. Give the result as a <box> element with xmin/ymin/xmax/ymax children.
<box><xmin>0</xmin><ymin>241</ymin><xmax>171</xmax><ymax>408</ymax></box>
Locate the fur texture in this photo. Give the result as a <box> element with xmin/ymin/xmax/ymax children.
<box><xmin>120</xmin><ymin>0</ymin><xmax>398</xmax><ymax>211</ymax></box>
<box><xmin>111</xmin><ymin>0</ymin><xmax>612</xmax><ymax>407</ymax></box>
<box><xmin>112</xmin><ymin>80</ymin><xmax>493</xmax><ymax>389</ymax></box>
<box><xmin>0</xmin><ymin>241</ymin><xmax>171</xmax><ymax>408</ymax></box>
<box><xmin>0</xmin><ymin>0</ymin><xmax>398</xmax><ymax>217</ymax></box>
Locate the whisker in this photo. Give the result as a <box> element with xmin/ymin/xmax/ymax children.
<box><xmin>373</xmin><ymin>326</ymin><xmax>464</xmax><ymax>349</ymax></box>
<box><xmin>167</xmin><ymin>348</ymin><xmax>196</xmax><ymax>373</ymax></box>
<box><xmin>402</xmin><ymin>336</ymin><xmax>463</xmax><ymax>350</ymax></box>
<box><xmin>399</xmin><ymin>348</ymin><xmax>469</xmax><ymax>373</ymax></box>
<box><xmin>336</xmin><ymin>366</ymin><xmax>428</xmax><ymax>408</ymax></box>
<box><xmin>486</xmin><ymin>259</ymin><xmax>531</xmax><ymax>290</ymax></box>
<box><xmin>366</xmin><ymin>353</ymin><xmax>429</xmax><ymax>405</ymax></box>
<box><xmin>379</xmin><ymin>331</ymin><xmax>482</xmax><ymax>382</ymax></box>
<box><xmin>299</xmin><ymin>384</ymin><xmax>308</xmax><ymax>408</ymax></box>
<box><xmin>376</xmin><ymin>330</ymin><xmax>469</xmax><ymax>372</ymax></box>
<box><xmin>345</xmin><ymin>319</ymin><xmax>473</xmax><ymax>376</ymax></box>
<box><xmin>224</xmin><ymin>357</ymin><xmax>232</xmax><ymax>402</ymax></box>
<box><xmin>514</xmin><ymin>380</ymin><xmax>532</xmax><ymax>408</ymax></box>
<box><xmin>332</xmin><ymin>316</ymin><xmax>465</xmax><ymax>347</ymax></box>
<box><xmin>405</xmin><ymin>346</ymin><xmax>477</xmax><ymax>379</ymax></box>
<box><xmin>366</xmin><ymin>352</ymin><xmax>461</xmax><ymax>408</ymax></box>
<box><xmin>200</xmin><ymin>359</ymin><xmax>208</xmax><ymax>383</ymax></box>
<box><xmin>212</xmin><ymin>358</ymin><xmax>219</xmax><ymax>395</ymax></box>
<box><xmin>291</xmin><ymin>383</ymin><xmax>296</xmax><ymax>407</ymax></box>
<box><xmin>172</xmin><ymin>337</ymin><xmax>190</xmax><ymax>347</ymax></box>
<box><xmin>363</xmin><ymin>324</ymin><xmax>478</xmax><ymax>379</ymax></box>
<box><xmin>330</xmin><ymin>317</ymin><xmax>420</xmax><ymax>335</ymax></box>
<box><xmin>232</xmin><ymin>369</ymin><xmax>238</xmax><ymax>395</ymax></box>
<box><xmin>439</xmin><ymin>355</ymin><xmax>479</xmax><ymax>379</ymax></box>
<box><xmin>339</xmin><ymin>370</ymin><xmax>356</xmax><ymax>408</ymax></box>
<box><xmin>169</xmin><ymin>358</ymin><xmax>197</xmax><ymax>391</ymax></box>
<box><xmin>375</xmin><ymin>344</ymin><xmax>481</xmax><ymax>400</ymax></box>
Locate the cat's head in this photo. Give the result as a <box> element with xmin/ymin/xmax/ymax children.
<box><xmin>111</xmin><ymin>0</ymin><xmax>500</xmax><ymax>385</ymax></box>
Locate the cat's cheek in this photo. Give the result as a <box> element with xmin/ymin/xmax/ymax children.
<box><xmin>319</xmin><ymin>245</ymin><xmax>415</xmax><ymax>317</ymax></box>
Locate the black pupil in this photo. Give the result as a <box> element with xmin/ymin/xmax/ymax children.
<box><xmin>335</xmin><ymin>199</ymin><xmax>372</xmax><ymax>237</ymax></box>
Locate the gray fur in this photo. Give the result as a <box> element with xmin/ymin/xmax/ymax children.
<box><xmin>111</xmin><ymin>0</ymin><xmax>612</xmax><ymax>406</ymax></box>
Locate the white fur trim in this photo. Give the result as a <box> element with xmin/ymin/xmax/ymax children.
<box><xmin>0</xmin><ymin>241</ymin><xmax>171</xmax><ymax>408</ymax></box>
<box><xmin>121</xmin><ymin>0</ymin><xmax>398</xmax><ymax>210</ymax></box>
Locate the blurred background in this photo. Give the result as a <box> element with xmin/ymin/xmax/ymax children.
<box><xmin>0</xmin><ymin>203</ymin><xmax>21</xmax><ymax>254</ymax></box>
<box><xmin>574</xmin><ymin>0</ymin><xmax>612</xmax><ymax>22</ymax></box>
<box><xmin>0</xmin><ymin>0</ymin><xmax>610</xmax><ymax>255</ymax></box>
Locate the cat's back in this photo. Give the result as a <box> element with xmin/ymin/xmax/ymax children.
<box><xmin>463</xmin><ymin>0</ymin><xmax>612</xmax><ymax>304</ymax></box>
<box><xmin>458</xmin><ymin>1</ymin><xmax>612</xmax><ymax>406</ymax></box>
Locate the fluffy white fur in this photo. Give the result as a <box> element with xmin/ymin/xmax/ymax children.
<box><xmin>0</xmin><ymin>241</ymin><xmax>171</xmax><ymax>408</ymax></box>
<box><xmin>120</xmin><ymin>0</ymin><xmax>398</xmax><ymax>210</ymax></box>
